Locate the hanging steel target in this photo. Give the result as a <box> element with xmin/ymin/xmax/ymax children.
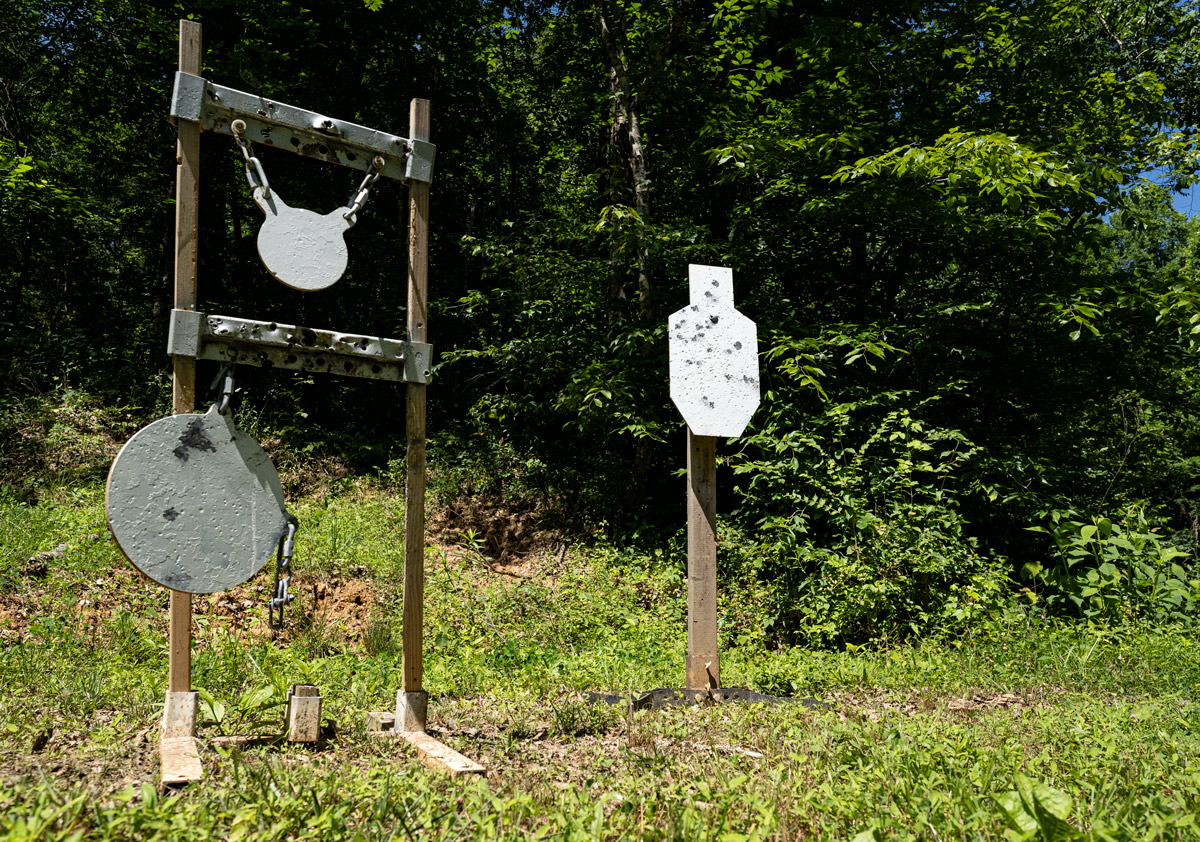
<box><xmin>105</xmin><ymin>405</ymin><xmax>290</xmax><ymax>594</ymax></box>
<box><xmin>252</xmin><ymin>187</ymin><xmax>352</xmax><ymax>292</ymax></box>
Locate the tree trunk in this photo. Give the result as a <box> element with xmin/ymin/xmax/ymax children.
<box><xmin>596</xmin><ymin>0</ymin><xmax>690</xmax><ymax>325</ymax></box>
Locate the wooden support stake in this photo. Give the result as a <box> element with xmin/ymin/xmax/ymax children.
<box><xmin>169</xmin><ymin>17</ymin><xmax>202</xmax><ymax>699</ymax></box>
<box><xmin>402</xmin><ymin>99</ymin><xmax>431</xmax><ymax>718</ymax></box>
<box><xmin>686</xmin><ymin>429</ymin><xmax>720</xmax><ymax>690</ymax></box>
<box><xmin>399</xmin><ymin>731</ymin><xmax>486</xmax><ymax>777</ymax></box>
<box><xmin>161</xmin><ymin>736</ymin><xmax>203</xmax><ymax>785</ymax></box>
<box><xmin>286</xmin><ymin>684</ymin><xmax>322</xmax><ymax>742</ymax></box>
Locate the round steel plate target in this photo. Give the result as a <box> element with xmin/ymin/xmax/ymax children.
<box><xmin>106</xmin><ymin>406</ymin><xmax>290</xmax><ymax>594</ymax></box>
<box><xmin>253</xmin><ymin>187</ymin><xmax>352</xmax><ymax>292</ymax></box>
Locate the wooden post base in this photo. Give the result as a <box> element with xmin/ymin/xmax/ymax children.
<box><xmin>161</xmin><ymin>736</ymin><xmax>203</xmax><ymax>785</ymax></box>
<box><xmin>364</xmin><ymin>712</ymin><xmax>485</xmax><ymax>777</ymax></box>
<box><xmin>162</xmin><ymin>690</ymin><xmax>198</xmax><ymax>738</ymax></box>
<box><xmin>400</xmin><ymin>731</ymin><xmax>486</xmax><ymax>777</ymax></box>
<box><xmin>286</xmin><ymin>684</ymin><xmax>322</xmax><ymax>743</ymax></box>
<box><xmin>396</xmin><ymin>689</ymin><xmax>427</xmax><ymax>732</ymax></box>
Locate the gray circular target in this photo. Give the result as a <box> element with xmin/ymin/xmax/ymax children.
<box><xmin>106</xmin><ymin>406</ymin><xmax>290</xmax><ymax>594</ymax></box>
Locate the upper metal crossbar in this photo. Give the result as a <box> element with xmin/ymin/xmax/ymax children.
<box><xmin>170</xmin><ymin>71</ymin><xmax>436</xmax><ymax>184</ymax></box>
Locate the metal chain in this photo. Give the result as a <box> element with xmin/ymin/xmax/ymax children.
<box><xmin>268</xmin><ymin>516</ymin><xmax>299</xmax><ymax>630</ymax></box>
<box><xmin>209</xmin><ymin>365</ymin><xmax>236</xmax><ymax>415</ymax></box>
<box><xmin>231</xmin><ymin>119</ymin><xmax>271</xmax><ymax>199</ymax></box>
<box><xmin>343</xmin><ymin>155</ymin><xmax>385</xmax><ymax>225</ymax></box>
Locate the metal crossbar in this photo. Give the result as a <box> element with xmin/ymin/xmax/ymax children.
<box><xmin>168</xmin><ymin>310</ymin><xmax>433</xmax><ymax>384</ymax></box>
<box><xmin>171</xmin><ymin>71</ymin><xmax>435</xmax><ymax>183</ymax></box>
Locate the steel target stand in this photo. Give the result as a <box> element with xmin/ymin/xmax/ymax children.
<box><xmin>158</xmin><ymin>19</ymin><xmax>480</xmax><ymax>783</ymax></box>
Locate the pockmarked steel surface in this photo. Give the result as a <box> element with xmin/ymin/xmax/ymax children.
<box><xmin>166</xmin><ymin>310</ymin><xmax>433</xmax><ymax>384</ymax></box>
<box><xmin>668</xmin><ymin>264</ymin><xmax>761</xmax><ymax>437</ymax></box>
<box><xmin>106</xmin><ymin>406</ymin><xmax>290</xmax><ymax>594</ymax></box>
<box><xmin>252</xmin><ymin>187</ymin><xmax>352</xmax><ymax>291</ymax></box>
<box><xmin>170</xmin><ymin>71</ymin><xmax>436</xmax><ymax>184</ymax></box>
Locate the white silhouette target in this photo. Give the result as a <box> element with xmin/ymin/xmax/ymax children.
<box><xmin>668</xmin><ymin>265</ymin><xmax>760</xmax><ymax>437</ymax></box>
<box><xmin>253</xmin><ymin>187</ymin><xmax>352</xmax><ymax>292</ymax></box>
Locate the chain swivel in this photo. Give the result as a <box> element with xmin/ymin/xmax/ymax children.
<box><xmin>343</xmin><ymin>155</ymin><xmax>384</xmax><ymax>226</ymax></box>
<box><xmin>268</xmin><ymin>516</ymin><xmax>299</xmax><ymax>630</ymax></box>
<box><xmin>232</xmin><ymin>119</ymin><xmax>271</xmax><ymax>199</ymax></box>
<box><xmin>209</xmin><ymin>365</ymin><xmax>236</xmax><ymax>415</ymax></box>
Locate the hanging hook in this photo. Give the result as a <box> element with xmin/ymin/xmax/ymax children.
<box><xmin>268</xmin><ymin>516</ymin><xmax>300</xmax><ymax>630</ymax></box>
<box><xmin>210</xmin><ymin>365</ymin><xmax>236</xmax><ymax>415</ymax></box>
<box><xmin>343</xmin><ymin>156</ymin><xmax>385</xmax><ymax>224</ymax></box>
<box><xmin>231</xmin><ymin>119</ymin><xmax>271</xmax><ymax>199</ymax></box>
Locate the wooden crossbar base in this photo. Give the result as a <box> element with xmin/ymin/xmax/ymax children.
<box><xmin>401</xmin><ymin>731</ymin><xmax>486</xmax><ymax>777</ymax></box>
<box><xmin>161</xmin><ymin>736</ymin><xmax>203</xmax><ymax>784</ymax></box>
<box><xmin>365</xmin><ymin>712</ymin><xmax>486</xmax><ymax>777</ymax></box>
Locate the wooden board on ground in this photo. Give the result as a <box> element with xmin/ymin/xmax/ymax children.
<box><xmin>161</xmin><ymin>736</ymin><xmax>203</xmax><ymax>784</ymax></box>
<box><xmin>400</xmin><ymin>731</ymin><xmax>486</xmax><ymax>777</ymax></box>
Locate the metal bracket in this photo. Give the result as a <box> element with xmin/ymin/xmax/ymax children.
<box><xmin>167</xmin><ymin>310</ymin><xmax>433</xmax><ymax>384</ymax></box>
<box><xmin>170</xmin><ymin>72</ymin><xmax>436</xmax><ymax>184</ymax></box>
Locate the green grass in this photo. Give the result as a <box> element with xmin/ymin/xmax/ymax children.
<box><xmin>3</xmin><ymin>488</ymin><xmax>1200</xmax><ymax>840</ymax></box>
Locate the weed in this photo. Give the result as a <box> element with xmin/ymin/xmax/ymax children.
<box><xmin>5</xmin><ymin>483</ymin><xmax>1200</xmax><ymax>840</ymax></box>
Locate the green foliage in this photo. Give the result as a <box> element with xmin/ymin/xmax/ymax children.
<box><xmin>9</xmin><ymin>489</ymin><xmax>1200</xmax><ymax>840</ymax></box>
<box><xmin>6</xmin><ymin>0</ymin><xmax>1200</xmax><ymax>646</ymax></box>
<box><xmin>729</xmin><ymin>331</ymin><xmax>1006</xmax><ymax>645</ymax></box>
<box><xmin>1026</xmin><ymin>508</ymin><xmax>1198</xmax><ymax>624</ymax></box>
<box><xmin>994</xmin><ymin>774</ymin><xmax>1080</xmax><ymax>842</ymax></box>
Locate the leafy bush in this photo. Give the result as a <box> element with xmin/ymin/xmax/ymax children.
<box><xmin>1025</xmin><ymin>507</ymin><xmax>1199</xmax><ymax>623</ymax></box>
<box><xmin>729</xmin><ymin>334</ymin><xmax>1008</xmax><ymax>646</ymax></box>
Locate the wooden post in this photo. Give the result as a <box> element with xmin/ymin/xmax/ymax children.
<box><xmin>285</xmin><ymin>684</ymin><xmax>322</xmax><ymax>742</ymax></box>
<box><xmin>400</xmin><ymin>98</ymin><xmax>431</xmax><ymax>730</ymax></box>
<box><xmin>169</xmin><ymin>18</ymin><xmax>202</xmax><ymax>697</ymax></box>
<box><xmin>686</xmin><ymin>429</ymin><xmax>719</xmax><ymax>690</ymax></box>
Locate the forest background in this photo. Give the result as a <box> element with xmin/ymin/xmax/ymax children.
<box><xmin>4</xmin><ymin>0</ymin><xmax>1200</xmax><ymax>648</ymax></box>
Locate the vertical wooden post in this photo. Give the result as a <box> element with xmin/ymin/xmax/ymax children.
<box><xmin>400</xmin><ymin>98</ymin><xmax>431</xmax><ymax>730</ymax></box>
<box><xmin>169</xmin><ymin>18</ymin><xmax>202</xmax><ymax>696</ymax></box>
<box><xmin>686</xmin><ymin>429</ymin><xmax>719</xmax><ymax>690</ymax></box>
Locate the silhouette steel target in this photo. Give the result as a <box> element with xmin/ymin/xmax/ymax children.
<box><xmin>252</xmin><ymin>187</ymin><xmax>353</xmax><ymax>292</ymax></box>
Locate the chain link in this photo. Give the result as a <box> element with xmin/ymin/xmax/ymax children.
<box><xmin>343</xmin><ymin>155</ymin><xmax>385</xmax><ymax>225</ymax></box>
<box><xmin>210</xmin><ymin>365</ymin><xmax>235</xmax><ymax>415</ymax></box>
<box><xmin>268</xmin><ymin>516</ymin><xmax>299</xmax><ymax>630</ymax></box>
<box><xmin>231</xmin><ymin>119</ymin><xmax>271</xmax><ymax>199</ymax></box>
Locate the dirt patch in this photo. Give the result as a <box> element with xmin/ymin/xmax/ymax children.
<box><xmin>2</xmin><ymin>532</ymin><xmax>386</xmax><ymax>649</ymax></box>
<box><xmin>193</xmin><ymin>569</ymin><xmax>383</xmax><ymax>645</ymax></box>
<box><xmin>0</xmin><ymin>710</ymin><xmax>160</xmax><ymax>798</ymax></box>
<box><xmin>430</xmin><ymin>492</ymin><xmax>563</xmax><ymax>563</ymax></box>
<box><xmin>830</xmin><ymin>689</ymin><xmax>1033</xmax><ymax>721</ymax></box>
<box><xmin>944</xmin><ymin>692</ymin><xmax>1028</xmax><ymax>713</ymax></box>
